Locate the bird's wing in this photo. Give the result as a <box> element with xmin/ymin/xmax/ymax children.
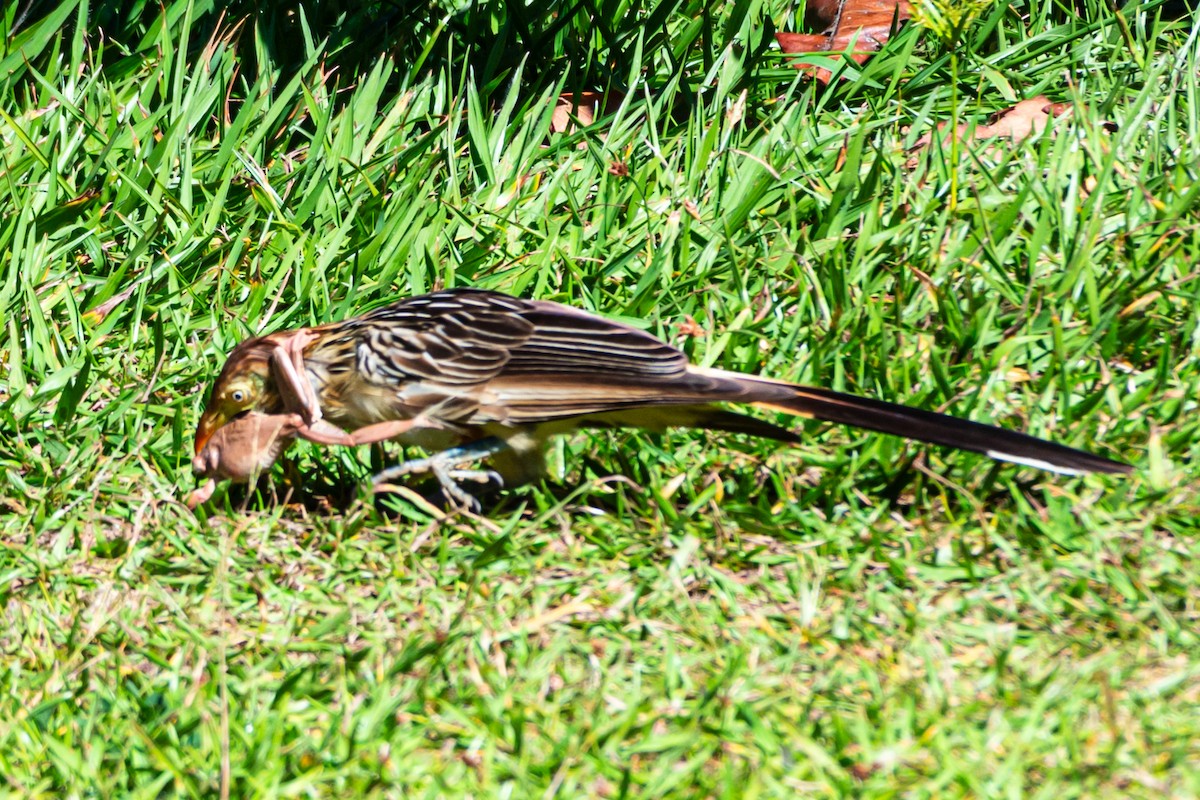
<box><xmin>320</xmin><ymin>290</ymin><xmax>706</xmax><ymax>422</ymax></box>
<box><xmin>502</xmin><ymin>300</ymin><xmax>688</xmax><ymax>379</ymax></box>
<box><xmin>328</xmin><ymin>290</ymin><xmax>679</xmax><ymax>380</ymax></box>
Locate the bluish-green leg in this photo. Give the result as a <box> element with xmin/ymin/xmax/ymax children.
<box><xmin>372</xmin><ymin>437</ymin><xmax>508</xmax><ymax>508</ymax></box>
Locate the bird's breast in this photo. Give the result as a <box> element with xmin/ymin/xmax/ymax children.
<box><xmin>311</xmin><ymin>361</ymin><xmax>487</xmax><ymax>428</ymax></box>
<box><xmin>322</xmin><ymin>379</ymin><xmax>415</xmax><ymax>428</ymax></box>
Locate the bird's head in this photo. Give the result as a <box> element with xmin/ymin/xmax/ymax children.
<box><xmin>194</xmin><ymin>337</ymin><xmax>277</xmax><ymax>455</ymax></box>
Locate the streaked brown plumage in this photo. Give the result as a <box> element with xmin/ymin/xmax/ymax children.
<box><xmin>194</xmin><ymin>288</ymin><xmax>1130</xmax><ymax>498</ymax></box>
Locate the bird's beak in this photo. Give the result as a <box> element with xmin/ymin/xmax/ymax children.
<box><xmin>194</xmin><ymin>411</ymin><xmax>223</xmax><ymax>456</ymax></box>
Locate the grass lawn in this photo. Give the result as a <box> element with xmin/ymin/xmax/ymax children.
<box><xmin>1</xmin><ymin>0</ymin><xmax>1198</xmax><ymax>796</ymax></box>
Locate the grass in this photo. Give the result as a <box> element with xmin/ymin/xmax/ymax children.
<box><xmin>1</xmin><ymin>0</ymin><xmax>1198</xmax><ymax>796</ymax></box>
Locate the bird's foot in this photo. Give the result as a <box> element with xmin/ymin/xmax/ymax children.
<box><xmin>372</xmin><ymin>438</ymin><xmax>507</xmax><ymax>511</ymax></box>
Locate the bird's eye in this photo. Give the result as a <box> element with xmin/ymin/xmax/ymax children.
<box><xmin>231</xmin><ymin>390</ymin><xmax>246</xmax><ymax>403</ymax></box>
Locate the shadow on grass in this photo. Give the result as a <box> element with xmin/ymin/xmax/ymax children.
<box><xmin>201</xmin><ymin>447</ymin><xmax>1054</xmax><ymax>536</ymax></box>
<box><xmin>9</xmin><ymin>0</ymin><xmax>727</xmax><ymax>116</ymax></box>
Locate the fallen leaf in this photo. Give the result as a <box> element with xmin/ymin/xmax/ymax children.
<box><xmin>84</xmin><ymin>285</ymin><xmax>136</xmax><ymax>324</ymax></box>
<box><xmin>776</xmin><ymin>0</ymin><xmax>913</xmax><ymax>84</ymax></box>
<box><xmin>550</xmin><ymin>90</ymin><xmax>623</xmax><ymax>134</ymax></box>
<box><xmin>911</xmin><ymin>96</ymin><xmax>1073</xmax><ymax>149</ymax></box>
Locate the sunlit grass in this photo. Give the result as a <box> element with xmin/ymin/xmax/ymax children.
<box><xmin>0</xmin><ymin>0</ymin><xmax>1197</xmax><ymax>796</ymax></box>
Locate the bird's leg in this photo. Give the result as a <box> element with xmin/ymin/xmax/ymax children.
<box><xmin>372</xmin><ymin>437</ymin><xmax>508</xmax><ymax>509</ymax></box>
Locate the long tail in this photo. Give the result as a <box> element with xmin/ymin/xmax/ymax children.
<box><xmin>688</xmin><ymin>369</ymin><xmax>1131</xmax><ymax>475</ymax></box>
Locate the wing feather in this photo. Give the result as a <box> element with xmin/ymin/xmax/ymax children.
<box><xmin>323</xmin><ymin>289</ymin><xmax>691</xmax><ymax>391</ymax></box>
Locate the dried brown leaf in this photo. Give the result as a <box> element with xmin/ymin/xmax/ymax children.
<box><xmin>912</xmin><ymin>96</ymin><xmax>1073</xmax><ymax>149</ymax></box>
<box><xmin>84</xmin><ymin>285</ymin><xmax>136</xmax><ymax>324</ymax></box>
<box><xmin>776</xmin><ymin>0</ymin><xmax>913</xmax><ymax>84</ymax></box>
<box><xmin>550</xmin><ymin>90</ymin><xmax>623</xmax><ymax>134</ymax></box>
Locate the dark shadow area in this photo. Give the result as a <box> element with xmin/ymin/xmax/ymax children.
<box><xmin>193</xmin><ymin>438</ymin><xmax>1064</xmax><ymax>543</ymax></box>
<box><xmin>5</xmin><ymin>0</ymin><xmax>727</xmax><ymax>123</ymax></box>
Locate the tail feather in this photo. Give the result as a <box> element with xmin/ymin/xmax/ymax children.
<box><xmin>745</xmin><ymin>382</ymin><xmax>1130</xmax><ymax>475</ymax></box>
<box><xmin>582</xmin><ymin>406</ymin><xmax>804</xmax><ymax>444</ymax></box>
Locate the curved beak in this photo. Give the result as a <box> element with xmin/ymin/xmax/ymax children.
<box><xmin>194</xmin><ymin>410</ymin><xmax>224</xmax><ymax>456</ymax></box>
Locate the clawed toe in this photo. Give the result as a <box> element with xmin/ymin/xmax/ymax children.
<box><xmin>436</xmin><ymin>468</ymin><xmax>504</xmax><ymax>510</ymax></box>
<box><xmin>372</xmin><ymin>440</ymin><xmax>507</xmax><ymax>510</ymax></box>
<box><xmin>444</xmin><ymin>468</ymin><xmax>502</xmax><ymax>486</ymax></box>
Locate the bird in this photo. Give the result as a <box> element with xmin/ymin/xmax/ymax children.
<box><xmin>193</xmin><ymin>288</ymin><xmax>1131</xmax><ymax>504</ymax></box>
